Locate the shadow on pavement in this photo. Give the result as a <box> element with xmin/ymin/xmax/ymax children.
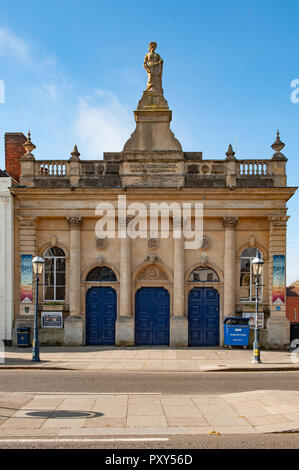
<box><xmin>21</xmin><ymin>410</ymin><xmax>104</xmax><ymax>419</ymax></box>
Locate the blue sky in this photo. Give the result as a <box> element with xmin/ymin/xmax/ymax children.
<box><xmin>0</xmin><ymin>0</ymin><xmax>298</xmax><ymax>283</ymax></box>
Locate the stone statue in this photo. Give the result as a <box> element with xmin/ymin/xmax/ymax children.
<box><xmin>143</xmin><ymin>42</ymin><xmax>163</xmax><ymax>94</ymax></box>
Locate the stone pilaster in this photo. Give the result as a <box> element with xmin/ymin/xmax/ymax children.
<box><xmin>223</xmin><ymin>216</ymin><xmax>238</xmax><ymax>317</ymax></box>
<box><xmin>266</xmin><ymin>215</ymin><xmax>289</xmax><ymax>349</ymax></box>
<box><xmin>171</xmin><ymin>219</ymin><xmax>188</xmax><ymax>346</ymax></box>
<box><xmin>65</xmin><ymin>216</ymin><xmax>83</xmax><ymax>345</ymax></box>
<box><xmin>12</xmin><ymin>216</ymin><xmax>37</xmax><ymax>346</ymax></box>
<box><xmin>0</xmin><ymin>185</ymin><xmax>13</xmax><ymax>343</ymax></box>
<box><xmin>116</xmin><ymin>218</ymin><xmax>134</xmax><ymax>346</ymax></box>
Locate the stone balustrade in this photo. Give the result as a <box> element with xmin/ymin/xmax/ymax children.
<box><xmin>19</xmin><ymin>153</ymin><xmax>287</xmax><ymax>189</ymax></box>
<box><xmin>237</xmin><ymin>160</ymin><xmax>270</xmax><ymax>177</ymax></box>
<box><xmin>36</xmin><ymin>161</ymin><xmax>69</xmax><ymax>177</ymax></box>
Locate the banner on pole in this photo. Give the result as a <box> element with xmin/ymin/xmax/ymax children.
<box><xmin>20</xmin><ymin>255</ymin><xmax>33</xmax><ymax>303</ymax></box>
<box><xmin>272</xmin><ymin>255</ymin><xmax>285</xmax><ymax>304</ymax></box>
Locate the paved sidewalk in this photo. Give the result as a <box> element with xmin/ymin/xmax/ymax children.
<box><xmin>1</xmin><ymin>346</ymin><xmax>298</xmax><ymax>372</ymax></box>
<box><xmin>0</xmin><ymin>390</ymin><xmax>299</xmax><ymax>436</ymax></box>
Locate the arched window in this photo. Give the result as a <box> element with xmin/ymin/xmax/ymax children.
<box><xmin>86</xmin><ymin>266</ymin><xmax>117</xmax><ymax>282</ymax></box>
<box><xmin>188</xmin><ymin>266</ymin><xmax>219</xmax><ymax>282</ymax></box>
<box><xmin>240</xmin><ymin>247</ymin><xmax>263</xmax><ymax>302</ymax></box>
<box><xmin>44</xmin><ymin>247</ymin><xmax>66</xmax><ymax>301</ymax></box>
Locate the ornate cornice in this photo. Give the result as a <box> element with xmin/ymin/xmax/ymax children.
<box><xmin>67</xmin><ymin>216</ymin><xmax>82</xmax><ymax>229</ymax></box>
<box><xmin>222</xmin><ymin>216</ymin><xmax>239</xmax><ymax>228</ymax></box>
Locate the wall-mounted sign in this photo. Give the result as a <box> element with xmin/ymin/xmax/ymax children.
<box><xmin>41</xmin><ymin>312</ymin><xmax>63</xmax><ymax>328</ymax></box>
<box><xmin>20</xmin><ymin>255</ymin><xmax>33</xmax><ymax>304</ymax></box>
<box><xmin>242</xmin><ymin>312</ymin><xmax>264</xmax><ymax>329</ymax></box>
<box><xmin>272</xmin><ymin>255</ymin><xmax>286</xmax><ymax>304</ymax></box>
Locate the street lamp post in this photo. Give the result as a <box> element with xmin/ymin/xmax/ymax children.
<box><xmin>32</xmin><ymin>256</ymin><xmax>44</xmax><ymax>363</ymax></box>
<box><xmin>251</xmin><ymin>252</ymin><xmax>264</xmax><ymax>364</ymax></box>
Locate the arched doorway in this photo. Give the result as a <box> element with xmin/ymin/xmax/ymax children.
<box><xmin>135</xmin><ymin>287</ymin><xmax>170</xmax><ymax>346</ymax></box>
<box><xmin>188</xmin><ymin>267</ymin><xmax>220</xmax><ymax>346</ymax></box>
<box><xmin>85</xmin><ymin>266</ymin><xmax>117</xmax><ymax>345</ymax></box>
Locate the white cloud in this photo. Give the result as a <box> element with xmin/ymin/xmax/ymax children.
<box><xmin>73</xmin><ymin>90</ymin><xmax>133</xmax><ymax>158</ymax></box>
<box><xmin>42</xmin><ymin>84</ymin><xmax>58</xmax><ymax>100</ymax></box>
<box><xmin>0</xmin><ymin>26</ymin><xmax>30</xmax><ymax>63</ymax></box>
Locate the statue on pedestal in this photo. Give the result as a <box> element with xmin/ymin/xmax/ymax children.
<box><xmin>143</xmin><ymin>42</ymin><xmax>163</xmax><ymax>94</ymax></box>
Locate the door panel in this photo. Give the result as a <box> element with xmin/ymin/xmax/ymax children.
<box><xmin>188</xmin><ymin>288</ymin><xmax>219</xmax><ymax>346</ymax></box>
<box><xmin>86</xmin><ymin>287</ymin><xmax>117</xmax><ymax>345</ymax></box>
<box><xmin>135</xmin><ymin>287</ymin><xmax>170</xmax><ymax>346</ymax></box>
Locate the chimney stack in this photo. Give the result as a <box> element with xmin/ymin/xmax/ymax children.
<box><xmin>5</xmin><ymin>132</ymin><xmax>27</xmax><ymax>182</ymax></box>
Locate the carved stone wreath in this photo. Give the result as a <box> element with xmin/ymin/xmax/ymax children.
<box><xmin>200</xmin><ymin>164</ymin><xmax>211</xmax><ymax>174</ymax></box>
<box><xmin>96</xmin><ymin>237</ymin><xmax>109</xmax><ymax>249</ymax></box>
<box><xmin>147</xmin><ymin>237</ymin><xmax>159</xmax><ymax>249</ymax></box>
<box><xmin>199</xmin><ymin>236</ymin><xmax>212</xmax><ymax>250</ymax></box>
<box><xmin>136</xmin><ymin>266</ymin><xmax>168</xmax><ymax>281</ymax></box>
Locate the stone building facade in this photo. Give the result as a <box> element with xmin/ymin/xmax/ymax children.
<box><xmin>5</xmin><ymin>46</ymin><xmax>297</xmax><ymax>349</ymax></box>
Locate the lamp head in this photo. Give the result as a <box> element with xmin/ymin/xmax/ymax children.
<box><xmin>32</xmin><ymin>256</ymin><xmax>45</xmax><ymax>274</ymax></box>
<box><xmin>252</xmin><ymin>252</ymin><xmax>264</xmax><ymax>277</ymax></box>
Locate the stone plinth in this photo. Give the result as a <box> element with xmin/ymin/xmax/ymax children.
<box><xmin>170</xmin><ymin>316</ymin><xmax>188</xmax><ymax>347</ymax></box>
<box><xmin>64</xmin><ymin>315</ymin><xmax>83</xmax><ymax>346</ymax></box>
<box><xmin>123</xmin><ymin>89</ymin><xmax>182</xmax><ymax>153</ymax></box>
<box><xmin>115</xmin><ymin>316</ymin><xmax>134</xmax><ymax>346</ymax></box>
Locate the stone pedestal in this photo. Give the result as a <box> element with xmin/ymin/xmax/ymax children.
<box><xmin>115</xmin><ymin>316</ymin><xmax>134</xmax><ymax>347</ymax></box>
<box><xmin>170</xmin><ymin>316</ymin><xmax>188</xmax><ymax>347</ymax></box>
<box><xmin>264</xmin><ymin>316</ymin><xmax>290</xmax><ymax>350</ymax></box>
<box><xmin>123</xmin><ymin>91</ymin><xmax>182</xmax><ymax>153</ymax></box>
<box><xmin>64</xmin><ymin>315</ymin><xmax>83</xmax><ymax>346</ymax></box>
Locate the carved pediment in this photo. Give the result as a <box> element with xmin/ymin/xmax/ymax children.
<box><xmin>136</xmin><ymin>265</ymin><xmax>168</xmax><ymax>281</ymax></box>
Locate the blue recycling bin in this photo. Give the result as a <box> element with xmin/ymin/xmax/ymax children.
<box><xmin>223</xmin><ymin>317</ymin><xmax>250</xmax><ymax>349</ymax></box>
<box><xmin>17</xmin><ymin>327</ymin><xmax>30</xmax><ymax>347</ymax></box>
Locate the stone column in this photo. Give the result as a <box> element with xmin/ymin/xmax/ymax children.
<box><xmin>266</xmin><ymin>215</ymin><xmax>289</xmax><ymax>349</ymax></box>
<box><xmin>170</xmin><ymin>218</ymin><xmax>188</xmax><ymax>346</ymax></box>
<box><xmin>119</xmin><ymin>235</ymin><xmax>131</xmax><ymax>317</ymax></box>
<box><xmin>116</xmin><ymin>218</ymin><xmax>134</xmax><ymax>346</ymax></box>
<box><xmin>223</xmin><ymin>216</ymin><xmax>238</xmax><ymax>318</ymax></box>
<box><xmin>64</xmin><ymin>216</ymin><xmax>83</xmax><ymax>345</ymax></box>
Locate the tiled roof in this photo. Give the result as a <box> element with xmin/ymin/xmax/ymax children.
<box><xmin>287</xmin><ymin>286</ymin><xmax>299</xmax><ymax>297</ymax></box>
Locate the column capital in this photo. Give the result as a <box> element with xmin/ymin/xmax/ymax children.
<box><xmin>17</xmin><ymin>215</ymin><xmax>37</xmax><ymax>227</ymax></box>
<box><xmin>222</xmin><ymin>216</ymin><xmax>239</xmax><ymax>228</ymax></box>
<box><xmin>67</xmin><ymin>216</ymin><xmax>82</xmax><ymax>229</ymax></box>
<box><xmin>268</xmin><ymin>215</ymin><xmax>289</xmax><ymax>227</ymax></box>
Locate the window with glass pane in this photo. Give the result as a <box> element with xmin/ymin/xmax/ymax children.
<box><xmin>240</xmin><ymin>247</ymin><xmax>263</xmax><ymax>302</ymax></box>
<box><xmin>188</xmin><ymin>267</ymin><xmax>219</xmax><ymax>282</ymax></box>
<box><xmin>86</xmin><ymin>266</ymin><xmax>117</xmax><ymax>282</ymax></box>
<box><xmin>44</xmin><ymin>247</ymin><xmax>66</xmax><ymax>301</ymax></box>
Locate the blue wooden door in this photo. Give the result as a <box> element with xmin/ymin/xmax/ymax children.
<box><xmin>86</xmin><ymin>287</ymin><xmax>117</xmax><ymax>345</ymax></box>
<box><xmin>188</xmin><ymin>288</ymin><xmax>219</xmax><ymax>346</ymax></box>
<box><xmin>135</xmin><ymin>287</ymin><xmax>170</xmax><ymax>346</ymax></box>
